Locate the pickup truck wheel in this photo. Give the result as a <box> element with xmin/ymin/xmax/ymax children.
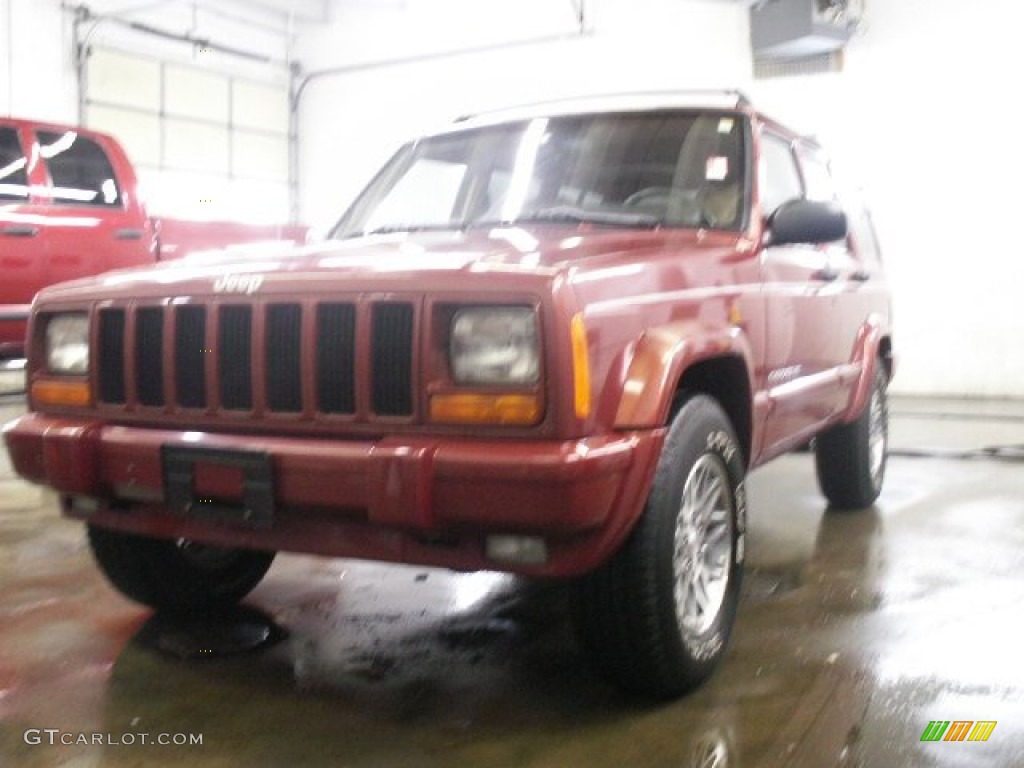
<box><xmin>815</xmin><ymin>365</ymin><xmax>889</xmax><ymax>510</ymax></box>
<box><xmin>87</xmin><ymin>526</ymin><xmax>275</xmax><ymax>615</ymax></box>
<box><xmin>570</xmin><ymin>395</ymin><xmax>746</xmax><ymax>699</ymax></box>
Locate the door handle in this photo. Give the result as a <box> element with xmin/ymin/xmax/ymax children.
<box><xmin>114</xmin><ymin>228</ymin><xmax>144</xmax><ymax>240</ymax></box>
<box><xmin>850</xmin><ymin>270</ymin><xmax>871</xmax><ymax>282</ymax></box>
<box><xmin>2</xmin><ymin>225</ymin><xmax>39</xmax><ymax>237</ymax></box>
<box><xmin>812</xmin><ymin>267</ymin><xmax>840</xmax><ymax>282</ymax></box>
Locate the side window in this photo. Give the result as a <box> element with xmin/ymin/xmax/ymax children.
<box><xmin>759</xmin><ymin>134</ymin><xmax>803</xmax><ymax>216</ymax></box>
<box><xmin>0</xmin><ymin>126</ymin><xmax>29</xmax><ymax>201</ymax></box>
<box><xmin>847</xmin><ymin>204</ymin><xmax>882</xmax><ymax>264</ymax></box>
<box><xmin>798</xmin><ymin>151</ymin><xmax>838</xmax><ymax>202</ymax></box>
<box><xmin>37</xmin><ymin>130</ymin><xmax>121</xmax><ymax>207</ymax></box>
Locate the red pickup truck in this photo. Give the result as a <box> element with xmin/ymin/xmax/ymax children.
<box><xmin>3</xmin><ymin>93</ymin><xmax>893</xmax><ymax>698</ymax></box>
<box><xmin>0</xmin><ymin>117</ymin><xmax>305</xmax><ymax>360</ymax></box>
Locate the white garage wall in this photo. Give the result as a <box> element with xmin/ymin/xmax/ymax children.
<box><xmin>294</xmin><ymin>0</ymin><xmax>753</xmax><ymax>230</ymax></box>
<box><xmin>0</xmin><ymin>0</ymin><xmax>76</xmax><ymax>122</ymax></box>
<box><xmin>751</xmin><ymin>0</ymin><xmax>1024</xmax><ymax>398</ymax></box>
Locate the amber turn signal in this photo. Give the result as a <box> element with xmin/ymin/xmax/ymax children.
<box><xmin>571</xmin><ymin>313</ymin><xmax>591</xmax><ymax>420</ymax></box>
<box><xmin>429</xmin><ymin>393</ymin><xmax>541</xmax><ymax>426</ymax></box>
<box><xmin>31</xmin><ymin>379</ymin><xmax>91</xmax><ymax>408</ymax></box>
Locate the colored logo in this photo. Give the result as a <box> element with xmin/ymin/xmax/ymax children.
<box><xmin>920</xmin><ymin>721</ymin><xmax>996</xmax><ymax>742</ymax></box>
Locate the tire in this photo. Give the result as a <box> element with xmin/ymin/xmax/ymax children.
<box><xmin>87</xmin><ymin>526</ymin><xmax>275</xmax><ymax>615</ymax></box>
<box><xmin>570</xmin><ymin>394</ymin><xmax>746</xmax><ymax>699</ymax></box>
<box><xmin>815</xmin><ymin>364</ymin><xmax>889</xmax><ymax>510</ymax></box>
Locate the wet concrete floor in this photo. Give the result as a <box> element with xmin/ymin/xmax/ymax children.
<box><xmin>0</xmin><ymin>395</ymin><xmax>1022</xmax><ymax>767</ymax></box>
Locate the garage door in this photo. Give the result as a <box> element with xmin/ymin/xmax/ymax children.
<box><xmin>84</xmin><ymin>47</ymin><xmax>290</xmax><ymax>225</ymax></box>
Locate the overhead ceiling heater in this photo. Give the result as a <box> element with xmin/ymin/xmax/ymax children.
<box><xmin>750</xmin><ymin>0</ymin><xmax>862</xmax><ymax>59</ymax></box>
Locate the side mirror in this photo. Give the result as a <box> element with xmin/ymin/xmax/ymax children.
<box><xmin>767</xmin><ymin>199</ymin><xmax>847</xmax><ymax>246</ymax></box>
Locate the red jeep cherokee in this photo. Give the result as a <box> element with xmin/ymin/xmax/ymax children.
<box><xmin>3</xmin><ymin>92</ymin><xmax>893</xmax><ymax>698</ymax></box>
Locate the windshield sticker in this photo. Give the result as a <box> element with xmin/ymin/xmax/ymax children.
<box><xmin>706</xmin><ymin>156</ymin><xmax>729</xmax><ymax>181</ymax></box>
<box><xmin>718</xmin><ymin>118</ymin><xmax>735</xmax><ymax>134</ymax></box>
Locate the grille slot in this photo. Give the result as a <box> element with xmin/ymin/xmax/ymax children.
<box><xmin>174</xmin><ymin>306</ymin><xmax>207</xmax><ymax>408</ymax></box>
<box><xmin>316</xmin><ymin>303</ymin><xmax>356</xmax><ymax>414</ymax></box>
<box><xmin>135</xmin><ymin>307</ymin><xmax>164</xmax><ymax>406</ymax></box>
<box><xmin>266</xmin><ymin>304</ymin><xmax>302</xmax><ymax>412</ymax></box>
<box><xmin>371</xmin><ymin>302</ymin><xmax>414</xmax><ymax>416</ymax></box>
<box><xmin>98</xmin><ymin>308</ymin><xmax>126</xmax><ymax>404</ymax></box>
<box><xmin>218</xmin><ymin>306</ymin><xmax>252</xmax><ymax>411</ymax></box>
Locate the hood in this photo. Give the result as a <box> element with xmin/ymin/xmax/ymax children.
<box><xmin>37</xmin><ymin>225</ymin><xmax>739</xmax><ymax>303</ymax></box>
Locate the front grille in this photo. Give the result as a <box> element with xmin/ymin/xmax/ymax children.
<box><xmin>97</xmin><ymin>299</ymin><xmax>416</xmax><ymax>421</ymax></box>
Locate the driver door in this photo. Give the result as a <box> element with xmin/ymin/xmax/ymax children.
<box><xmin>759</xmin><ymin>132</ymin><xmax>847</xmax><ymax>456</ymax></box>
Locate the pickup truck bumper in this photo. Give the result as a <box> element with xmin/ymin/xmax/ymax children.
<box><xmin>3</xmin><ymin>414</ymin><xmax>664</xmax><ymax>577</ymax></box>
<box><xmin>0</xmin><ymin>304</ymin><xmax>30</xmax><ymax>358</ymax></box>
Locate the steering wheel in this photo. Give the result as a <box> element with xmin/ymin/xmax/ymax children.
<box><xmin>624</xmin><ymin>186</ymin><xmax>676</xmax><ymax>208</ymax></box>
<box><xmin>624</xmin><ymin>186</ymin><xmax>701</xmax><ymax>225</ymax></box>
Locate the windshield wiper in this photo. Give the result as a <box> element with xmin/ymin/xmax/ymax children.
<box><xmin>342</xmin><ymin>223</ymin><xmax>460</xmax><ymax>239</ymax></box>
<box><xmin>341</xmin><ymin>207</ymin><xmax>661</xmax><ymax>240</ymax></box>
<box><xmin>507</xmin><ymin>206</ymin><xmax>661</xmax><ymax>229</ymax></box>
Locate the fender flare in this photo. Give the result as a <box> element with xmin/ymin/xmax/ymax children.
<box><xmin>613</xmin><ymin>321</ymin><xmax>755</xmax><ymax>430</ymax></box>
<box><xmin>842</xmin><ymin>316</ymin><xmax>894</xmax><ymax>423</ymax></box>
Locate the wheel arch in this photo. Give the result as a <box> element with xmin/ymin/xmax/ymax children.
<box><xmin>842</xmin><ymin>317</ymin><xmax>894</xmax><ymax>424</ymax></box>
<box><xmin>674</xmin><ymin>357</ymin><xmax>753</xmax><ymax>468</ymax></box>
<box><xmin>613</xmin><ymin>323</ymin><xmax>755</xmax><ymax>467</ymax></box>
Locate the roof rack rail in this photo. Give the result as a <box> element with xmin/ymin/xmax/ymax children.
<box><xmin>454</xmin><ymin>88</ymin><xmax>754</xmax><ymax>123</ymax></box>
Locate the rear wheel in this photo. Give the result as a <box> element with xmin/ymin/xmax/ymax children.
<box><xmin>570</xmin><ymin>395</ymin><xmax>746</xmax><ymax>699</ymax></box>
<box><xmin>87</xmin><ymin>526</ymin><xmax>275</xmax><ymax>614</ymax></box>
<box><xmin>815</xmin><ymin>365</ymin><xmax>889</xmax><ymax>510</ymax></box>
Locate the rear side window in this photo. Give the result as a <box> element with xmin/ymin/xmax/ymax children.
<box><xmin>37</xmin><ymin>130</ymin><xmax>121</xmax><ymax>207</ymax></box>
<box><xmin>0</xmin><ymin>126</ymin><xmax>29</xmax><ymax>201</ymax></box>
<box><xmin>848</xmin><ymin>203</ymin><xmax>883</xmax><ymax>264</ymax></box>
<box><xmin>798</xmin><ymin>150</ymin><xmax>838</xmax><ymax>202</ymax></box>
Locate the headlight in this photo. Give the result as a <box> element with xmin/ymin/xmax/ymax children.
<box><xmin>450</xmin><ymin>307</ymin><xmax>539</xmax><ymax>385</ymax></box>
<box><xmin>46</xmin><ymin>314</ymin><xmax>90</xmax><ymax>375</ymax></box>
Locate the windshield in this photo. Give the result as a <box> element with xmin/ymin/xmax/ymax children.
<box><xmin>331</xmin><ymin>110</ymin><xmax>748</xmax><ymax>239</ymax></box>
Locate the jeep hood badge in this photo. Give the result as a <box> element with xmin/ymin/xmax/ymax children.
<box><xmin>213</xmin><ymin>273</ymin><xmax>265</xmax><ymax>295</ymax></box>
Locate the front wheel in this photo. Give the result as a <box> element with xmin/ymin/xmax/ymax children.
<box><xmin>88</xmin><ymin>526</ymin><xmax>275</xmax><ymax>615</ymax></box>
<box><xmin>570</xmin><ymin>395</ymin><xmax>746</xmax><ymax>699</ymax></box>
<box><xmin>815</xmin><ymin>365</ymin><xmax>889</xmax><ymax>510</ymax></box>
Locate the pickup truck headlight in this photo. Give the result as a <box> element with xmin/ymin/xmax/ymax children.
<box><xmin>46</xmin><ymin>314</ymin><xmax>90</xmax><ymax>375</ymax></box>
<box><xmin>450</xmin><ymin>307</ymin><xmax>539</xmax><ymax>385</ymax></box>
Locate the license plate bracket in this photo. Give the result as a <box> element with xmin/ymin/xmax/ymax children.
<box><xmin>161</xmin><ymin>445</ymin><xmax>274</xmax><ymax>529</ymax></box>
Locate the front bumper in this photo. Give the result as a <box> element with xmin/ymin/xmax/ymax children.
<box><xmin>3</xmin><ymin>413</ymin><xmax>663</xmax><ymax>576</ymax></box>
